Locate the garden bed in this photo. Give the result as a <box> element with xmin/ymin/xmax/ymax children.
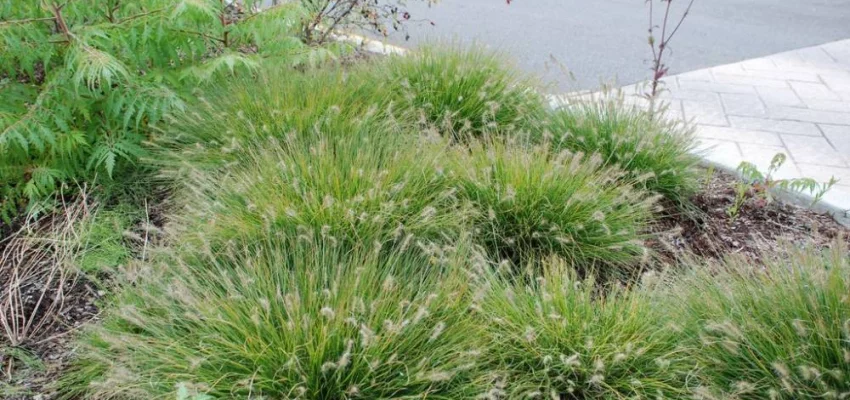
<box><xmin>2</xmin><ymin>22</ymin><xmax>849</xmax><ymax>396</ymax></box>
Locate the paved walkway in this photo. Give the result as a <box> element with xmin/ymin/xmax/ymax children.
<box><xmin>619</xmin><ymin>39</ymin><xmax>850</xmax><ymax>224</ymax></box>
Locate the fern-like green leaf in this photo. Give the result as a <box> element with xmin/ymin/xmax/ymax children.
<box><xmin>171</xmin><ymin>0</ymin><xmax>219</xmax><ymax>22</ymax></box>
<box><xmin>181</xmin><ymin>51</ymin><xmax>260</xmax><ymax>82</ymax></box>
<box><xmin>69</xmin><ymin>44</ymin><xmax>130</xmax><ymax>92</ymax></box>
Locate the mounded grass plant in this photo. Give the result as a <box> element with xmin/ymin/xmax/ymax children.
<box><xmin>473</xmin><ymin>242</ymin><xmax>850</xmax><ymax>399</ymax></box>
<box><xmin>546</xmin><ymin>98</ymin><xmax>701</xmax><ymax>206</ymax></box>
<box><xmin>157</xmin><ymin>65</ymin><xmax>400</xmax><ymax>174</ymax></box>
<box><xmin>474</xmin><ymin>257</ymin><xmax>692</xmax><ymax>398</ymax></box>
<box><xmin>382</xmin><ymin>45</ymin><xmax>547</xmax><ymax>140</ymax></box>
<box><xmin>61</xmin><ymin>239</ymin><xmax>489</xmax><ymax>399</ymax></box>
<box><xmin>449</xmin><ymin>140</ymin><xmax>658</xmax><ymax>275</ymax></box>
<box><xmin>175</xmin><ymin>132</ymin><xmax>467</xmax><ymax>255</ymax></box>
<box><xmin>663</xmin><ymin>242</ymin><xmax>850</xmax><ymax>399</ymax></box>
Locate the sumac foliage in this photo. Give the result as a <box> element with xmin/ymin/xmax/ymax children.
<box><xmin>0</xmin><ymin>0</ymin><xmax>315</xmax><ymax>223</ymax></box>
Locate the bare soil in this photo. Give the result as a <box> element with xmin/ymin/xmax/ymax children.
<box><xmin>650</xmin><ymin>170</ymin><xmax>850</xmax><ymax>264</ymax></box>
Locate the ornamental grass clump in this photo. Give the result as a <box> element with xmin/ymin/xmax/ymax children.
<box><xmin>449</xmin><ymin>140</ymin><xmax>658</xmax><ymax>276</ymax></box>
<box><xmin>473</xmin><ymin>257</ymin><xmax>692</xmax><ymax>399</ymax></box>
<box><xmin>382</xmin><ymin>46</ymin><xmax>547</xmax><ymax>140</ymax></box>
<box><xmin>664</xmin><ymin>242</ymin><xmax>850</xmax><ymax>399</ymax></box>
<box><xmin>61</xmin><ymin>239</ymin><xmax>490</xmax><ymax>399</ymax></box>
<box><xmin>157</xmin><ymin>65</ymin><xmax>399</xmax><ymax>175</ymax></box>
<box><xmin>175</xmin><ymin>131</ymin><xmax>466</xmax><ymax>255</ymax></box>
<box><xmin>546</xmin><ymin>98</ymin><xmax>701</xmax><ymax>207</ymax></box>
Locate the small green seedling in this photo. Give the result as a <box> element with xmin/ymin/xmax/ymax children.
<box><xmin>727</xmin><ymin>153</ymin><xmax>838</xmax><ymax>221</ymax></box>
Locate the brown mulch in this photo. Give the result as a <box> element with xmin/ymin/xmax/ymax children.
<box><xmin>649</xmin><ymin>169</ymin><xmax>850</xmax><ymax>264</ymax></box>
<box><xmin>1</xmin><ymin>196</ymin><xmax>169</xmax><ymax>400</ymax></box>
<box><xmin>1</xmin><ymin>218</ymin><xmax>104</xmax><ymax>399</ymax></box>
<box><xmin>1</xmin><ymin>278</ymin><xmax>102</xmax><ymax>400</ymax></box>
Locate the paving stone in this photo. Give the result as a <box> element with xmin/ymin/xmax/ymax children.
<box><xmin>796</xmin><ymin>163</ymin><xmax>850</xmax><ymax>185</ymax></box>
<box><xmin>616</xmin><ymin>84</ymin><xmax>641</xmax><ymax>97</ymax></box>
<box><xmin>676</xmin><ymin>69</ymin><xmax>713</xmax><ymax>82</ymax></box>
<box><xmin>819</xmin><ymin>124</ymin><xmax>850</xmax><ymax>163</ymax></box>
<box><xmin>621</xmin><ymin>95</ymin><xmax>652</xmax><ymax>110</ymax></box>
<box><xmin>659</xmin><ymin>89</ymin><xmax>720</xmax><ymax>102</ymax></box>
<box><xmin>821</xmin><ymin>40</ymin><xmax>850</xmax><ymax>65</ymax></box>
<box><xmin>740</xmin><ymin>57</ymin><xmax>777</xmax><ymax>71</ymax></box>
<box><xmin>658</xmin><ymin>99</ymin><xmax>685</xmax><ymax>121</ymax></box>
<box><xmin>682</xmin><ymin>99</ymin><xmax>729</xmax><ymax>126</ymax></box>
<box><xmin>736</xmin><ymin>143</ymin><xmax>801</xmax><ymax>180</ymax></box>
<box><xmin>781</xmin><ymin>134</ymin><xmax>848</xmax><ymax>167</ymax></box>
<box><xmin>755</xmin><ymin>87</ymin><xmax>805</xmax><ymax>107</ymax></box>
<box><xmin>711</xmin><ymin>73</ymin><xmax>790</xmax><ymax>88</ymax></box>
<box><xmin>804</xmin><ymin>100</ymin><xmax>850</xmax><ymax>113</ymax></box>
<box><xmin>721</xmin><ymin>93</ymin><xmax>767</xmax><ymax>117</ymax></box>
<box><xmin>694</xmin><ymin>139</ymin><xmax>742</xmax><ymax>167</ymax></box>
<box><xmin>658</xmin><ymin>77</ymin><xmax>679</xmax><ymax>90</ymax></box>
<box><xmin>676</xmin><ymin>79</ymin><xmax>757</xmax><ymax>94</ymax></box>
<box><xmin>771</xmin><ymin>52</ymin><xmax>849</xmax><ymax>74</ymax></box>
<box><xmin>768</xmin><ymin>107</ymin><xmax>850</xmax><ymax>125</ymax></box>
<box><xmin>837</xmin><ymin>91</ymin><xmax>850</xmax><ymax>102</ymax></box>
<box><xmin>796</xmin><ymin>47</ymin><xmax>842</xmax><ymax>66</ymax></box>
<box><xmin>726</xmin><ymin>68</ymin><xmax>820</xmax><ymax>83</ymax></box>
<box><xmin>790</xmin><ymin>81</ymin><xmax>842</xmax><ymax>102</ymax></box>
<box><xmin>710</xmin><ymin>63</ymin><xmax>747</xmax><ymax>75</ymax></box>
<box><xmin>728</xmin><ymin>116</ymin><xmax>821</xmax><ymax>136</ymax></box>
<box><xmin>819</xmin><ymin>73</ymin><xmax>850</xmax><ymax>92</ymax></box>
<box><xmin>626</xmin><ymin>77</ymin><xmax>678</xmax><ymax>94</ymax></box>
<box><xmin>604</xmin><ymin>39</ymin><xmax>850</xmax><ymax>215</ymax></box>
<box><xmin>696</xmin><ymin>126</ymin><xmax>782</xmax><ymax>146</ymax></box>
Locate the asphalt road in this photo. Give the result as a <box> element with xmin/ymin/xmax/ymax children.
<box><xmin>375</xmin><ymin>0</ymin><xmax>850</xmax><ymax>92</ymax></box>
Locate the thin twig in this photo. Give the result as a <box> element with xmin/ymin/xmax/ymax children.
<box><xmin>0</xmin><ymin>17</ymin><xmax>56</xmax><ymax>27</ymax></box>
<box><xmin>645</xmin><ymin>0</ymin><xmax>697</xmax><ymax>103</ymax></box>
<box><xmin>317</xmin><ymin>1</ymin><xmax>359</xmax><ymax>44</ymax></box>
<box><xmin>116</xmin><ymin>8</ymin><xmax>164</xmax><ymax>24</ymax></box>
<box><xmin>169</xmin><ymin>28</ymin><xmax>226</xmax><ymax>44</ymax></box>
<box><xmin>142</xmin><ymin>199</ymin><xmax>150</xmax><ymax>262</ymax></box>
<box><xmin>664</xmin><ymin>0</ymin><xmax>696</xmax><ymax>44</ymax></box>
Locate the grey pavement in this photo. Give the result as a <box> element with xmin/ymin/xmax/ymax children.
<box><xmin>380</xmin><ymin>0</ymin><xmax>850</xmax><ymax>92</ymax></box>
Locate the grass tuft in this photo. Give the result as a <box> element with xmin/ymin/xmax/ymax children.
<box><xmin>383</xmin><ymin>45</ymin><xmax>547</xmax><ymax>140</ymax></box>
<box><xmin>449</xmin><ymin>140</ymin><xmax>657</xmax><ymax>276</ymax></box>
<box><xmin>155</xmin><ymin>65</ymin><xmax>399</xmax><ymax>175</ymax></box>
<box><xmin>664</xmin><ymin>241</ymin><xmax>850</xmax><ymax>399</ymax></box>
<box><xmin>474</xmin><ymin>256</ymin><xmax>692</xmax><ymax>398</ymax></box>
<box><xmin>546</xmin><ymin>98</ymin><xmax>701</xmax><ymax>207</ymax></box>
<box><xmin>60</xmin><ymin>239</ymin><xmax>489</xmax><ymax>399</ymax></box>
<box><xmin>174</xmin><ymin>132</ymin><xmax>466</xmax><ymax>256</ymax></box>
